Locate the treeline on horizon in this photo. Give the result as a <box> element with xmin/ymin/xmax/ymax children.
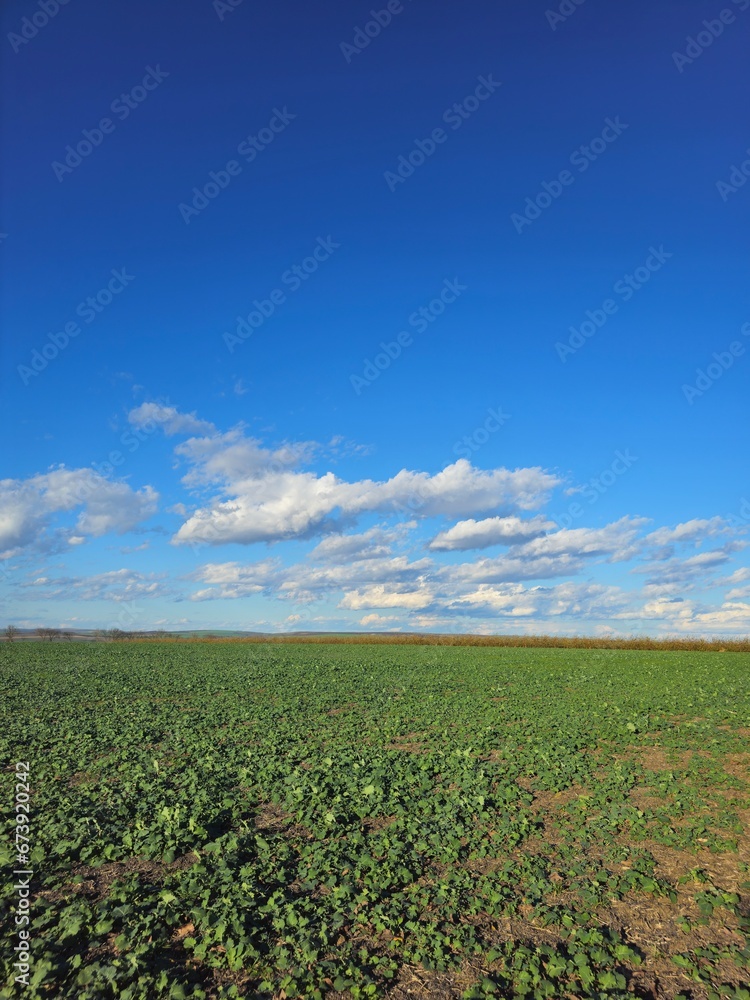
<box><xmin>7</xmin><ymin>626</ymin><xmax>750</xmax><ymax>652</ymax></box>
<box><xmin>144</xmin><ymin>633</ymin><xmax>750</xmax><ymax>651</ymax></box>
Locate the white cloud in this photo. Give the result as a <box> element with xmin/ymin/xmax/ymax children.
<box><xmin>128</xmin><ymin>405</ymin><xmax>561</xmax><ymax>548</ymax></box>
<box><xmin>723</xmin><ymin>567</ymin><xmax>750</xmax><ymax>586</ymax></box>
<box><xmin>644</xmin><ymin>517</ymin><xmax>737</xmax><ymax>558</ymax></box>
<box><xmin>359</xmin><ymin>613</ymin><xmax>401</xmax><ymax>628</ymax></box>
<box><xmin>308</xmin><ymin>525</ymin><xmax>410</xmax><ymax>563</ymax></box>
<box><xmin>119</xmin><ymin>542</ymin><xmax>150</xmax><ymax>554</ymax></box>
<box><xmin>0</xmin><ymin>468</ymin><xmax>158</xmax><ymax>557</ymax></box>
<box><xmin>511</xmin><ymin>517</ymin><xmax>648</xmax><ymax>562</ymax></box>
<box><xmin>190</xmin><ymin>551</ymin><xmax>432</xmax><ymax>604</ymax></box>
<box><xmin>339</xmin><ymin>584</ymin><xmax>434</xmax><ymax>611</ymax></box>
<box><xmin>690</xmin><ymin>601</ymin><xmax>750</xmax><ymax>629</ymax></box>
<box><xmin>190</xmin><ymin>559</ymin><xmax>282</xmax><ymax>600</ymax></box>
<box><xmin>22</xmin><ymin>568</ymin><xmax>172</xmax><ymax>603</ymax></box>
<box><xmin>10</xmin><ymin>402</ymin><xmax>749</xmax><ymax>639</ymax></box>
<box><xmin>172</xmin><ymin>459</ymin><xmax>561</xmax><ymax>548</ymax></box>
<box><xmin>185</xmin><ymin>515</ymin><xmax>696</xmax><ymax>614</ymax></box>
<box><xmin>174</xmin><ymin>429</ymin><xmax>317</xmax><ymax>489</ymax></box>
<box><xmin>428</xmin><ymin>515</ymin><xmax>555</xmax><ymax>551</ymax></box>
<box><xmin>449</xmin><ymin>581</ymin><xmax>630</xmax><ymax>621</ymax></box>
<box><xmin>446</xmin><ymin>552</ymin><xmax>586</xmax><ymax>585</ymax></box>
<box><xmin>128</xmin><ymin>402</ymin><xmax>216</xmax><ymax>437</ymax></box>
<box><xmin>636</xmin><ymin>545</ymin><xmax>742</xmax><ymax>587</ymax></box>
<box><xmin>723</xmin><ymin>567</ymin><xmax>750</xmax><ymax>600</ymax></box>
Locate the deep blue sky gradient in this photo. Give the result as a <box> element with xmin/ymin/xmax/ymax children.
<box><xmin>2</xmin><ymin>0</ymin><xmax>748</xmax><ymax>632</ymax></box>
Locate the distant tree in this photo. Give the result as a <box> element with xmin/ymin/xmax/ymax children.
<box><xmin>36</xmin><ymin>627</ymin><xmax>54</xmax><ymax>642</ymax></box>
<box><xmin>4</xmin><ymin>624</ymin><xmax>19</xmax><ymax>642</ymax></box>
<box><xmin>61</xmin><ymin>630</ymin><xmax>73</xmax><ymax>641</ymax></box>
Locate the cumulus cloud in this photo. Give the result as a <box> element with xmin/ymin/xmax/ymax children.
<box><xmin>429</xmin><ymin>520</ymin><xmax>649</xmax><ymax>589</ymax></box>
<box><xmin>689</xmin><ymin>601</ymin><xmax>750</xmax><ymax>629</ymax></box>
<box><xmin>308</xmin><ymin>525</ymin><xmax>411</xmax><ymax>563</ymax></box>
<box><xmin>446</xmin><ymin>552</ymin><xmax>586</xmax><ymax>585</ymax></box>
<box><xmin>723</xmin><ymin>567</ymin><xmax>750</xmax><ymax>586</ymax></box>
<box><xmin>172</xmin><ymin>460</ymin><xmax>561</xmax><ymax>548</ymax></box>
<box><xmin>450</xmin><ymin>582</ymin><xmax>540</xmax><ymax>617</ymax></box>
<box><xmin>359</xmin><ymin>613</ymin><xmax>401</xmax><ymax>628</ymax></box>
<box><xmin>174</xmin><ymin>430</ymin><xmax>317</xmax><ymax>489</ymax></box>
<box><xmin>428</xmin><ymin>515</ymin><xmax>555</xmax><ymax>551</ymax></box>
<box><xmin>723</xmin><ymin>566</ymin><xmax>750</xmax><ymax>600</ymax></box>
<box><xmin>128</xmin><ymin>402</ymin><xmax>216</xmax><ymax>437</ymax></box>
<box><xmin>511</xmin><ymin>517</ymin><xmax>648</xmax><ymax>562</ymax></box>
<box><xmin>190</xmin><ymin>551</ymin><xmax>432</xmax><ymax>605</ymax></box>
<box><xmin>0</xmin><ymin>469</ymin><xmax>158</xmax><ymax>558</ymax></box>
<box><xmin>636</xmin><ymin>545</ymin><xmax>743</xmax><ymax>588</ymax></box>
<box><xmin>184</xmin><ymin>512</ymin><xmax>733</xmax><ymax>616</ymax></box>
<box><xmin>12</xmin><ymin>402</ymin><xmax>748</xmax><ymax>638</ymax></box>
<box><xmin>339</xmin><ymin>584</ymin><xmax>435</xmax><ymax>611</ymax></box>
<box><xmin>125</xmin><ymin>404</ymin><xmax>562</xmax><ymax>548</ymax></box>
<box><xmin>22</xmin><ymin>568</ymin><xmax>172</xmax><ymax>602</ymax></box>
<box><xmin>644</xmin><ymin>518</ymin><xmax>736</xmax><ymax>558</ymax></box>
<box><xmin>189</xmin><ymin>559</ymin><xmax>283</xmax><ymax>601</ymax></box>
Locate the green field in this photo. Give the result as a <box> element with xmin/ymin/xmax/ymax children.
<box><xmin>2</xmin><ymin>643</ymin><xmax>749</xmax><ymax>1000</ymax></box>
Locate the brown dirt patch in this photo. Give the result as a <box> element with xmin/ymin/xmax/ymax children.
<box><xmin>172</xmin><ymin>921</ymin><xmax>196</xmax><ymax>941</ymax></box>
<box><xmin>38</xmin><ymin>853</ymin><xmax>199</xmax><ymax>904</ymax></box>
<box><xmin>606</xmin><ymin>891</ymin><xmax>747</xmax><ymax>999</ymax></box>
<box><xmin>368</xmin><ymin>957</ymin><xmax>490</xmax><ymax>1000</ymax></box>
<box><xmin>361</xmin><ymin>815</ymin><xmax>397</xmax><ymax>833</ymax></box>
<box><xmin>722</xmin><ymin>752</ymin><xmax>750</xmax><ymax>781</ymax></box>
<box><xmin>254</xmin><ymin>801</ymin><xmax>311</xmax><ymax>839</ymax></box>
<box><xmin>386</xmin><ymin>740</ymin><xmax>428</xmax><ymax>753</ymax></box>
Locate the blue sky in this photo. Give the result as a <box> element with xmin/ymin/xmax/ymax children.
<box><xmin>2</xmin><ymin>0</ymin><xmax>749</xmax><ymax>635</ymax></box>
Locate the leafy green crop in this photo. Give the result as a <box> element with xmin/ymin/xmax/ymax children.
<box><xmin>1</xmin><ymin>642</ymin><xmax>749</xmax><ymax>998</ymax></box>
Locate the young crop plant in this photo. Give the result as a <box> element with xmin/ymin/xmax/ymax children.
<box><xmin>1</xmin><ymin>641</ymin><xmax>749</xmax><ymax>998</ymax></box>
